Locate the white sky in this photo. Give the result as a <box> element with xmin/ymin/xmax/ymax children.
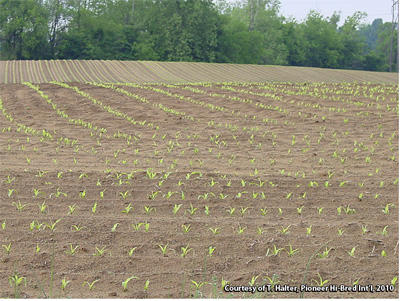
<box><xmin>279</xmin><ymin>0</ymin><xmax>395</xmax><ymax>25</ymax></box>
<box><xmin>222</xmin><ymin>0</ymin><xmax>396</xmax><ymax>25</ymax></box>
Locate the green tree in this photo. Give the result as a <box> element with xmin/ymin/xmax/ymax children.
<box><xmin>0</xmin><ymin>0</ymin><xmax>50</xmax><ymax>59</ymax></box>
<box><xmin>301</xmin><ymin>11</ymin><xmax>342</xmax><ymax>68</ymax></box>
<box><xmin>338</xmin><ymin>11</ymin><xmax>367</xmax><ymax>69</ymax></box>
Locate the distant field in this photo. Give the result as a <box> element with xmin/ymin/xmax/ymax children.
<box><xmin>0</xmin><ymin>60</ymin><xmax>398</xmax><ymax>84</ymax></box>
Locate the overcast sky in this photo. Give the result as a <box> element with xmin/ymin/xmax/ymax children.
<box><xmin>279</xmin><ymin>0</ymin><xmax>395</xmax><ymax>25</ymax></box>
<box><xmin>222</xmin><ymin>0</ymin><xmax>396</xmax><ymax>25</ymax></box>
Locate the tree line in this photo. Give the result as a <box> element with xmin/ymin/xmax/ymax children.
<box><xmin>0</xmin><ymin>0</ymin><xmax>398</xmax><ymax>72</ymax></box>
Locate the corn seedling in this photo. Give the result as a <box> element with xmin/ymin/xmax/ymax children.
<box><xmin>128</xmin><ymin>247</ymin><xmax>137</xmax><ymax>256</ymax></box>
<box><xmin>180</xmin><ymin>245</ymin><xmax>192</xmax><ymax>257</ymax></box>
<box><xmin>391</xmin><ymin>276</ymin><xmax>398</xmax><ymax>287</ymax></box>
<box><xmin>306</xmin><ymin>225</ymin><xmax>312</xmax><ymax>236</ymax></box>
<box><xmin>260</xmin><ymin>207</ymin><xmax>269</xmax><ymax>216</ymax></box>
<box><xmin>382</xmin><ymin>203</ymin><xmax>395</xmax><ymax>214</ymax></box>
<box><xmin>144</xmin><ymin>279</ymin><xmax>150</xmax><ymax>291</ymax></box>
<box><xmin>172</xmin><ymin>204</ymin><xmax>182</xmax><ymax>215</ymax></box>
<box><xmin>120</xmin><ymin>191</ymin><xmax>130</xmax><ymax>200</ymax></box>
<box><xmin>82</xmin><ymin>279</ymin><xmax>99</xmax><ymax>291</ymax></box>
<box><xmin>68</xmin><ymin>204</ymin><xmax>77</xmax><ymax>215</ymax></box>
<box><xmin>337</xmin><ymin>228</ymin><xmax>344</xmax><ymax>235</ymax></box>
<box><xmin>144</xmin><ymin>206</ymin><xmax>156</xmax><ymax>215</ymax></box>
<box><xmin>60</xmin><ymin>277</ymin><xmax>71</xmax><ymax>291</ymax></box>
<box><xmin>312</xmin><ymin>273</ymin><xmax>330</xmax><ymax>287</ymax></box>
<box><xmin>92</xmin><ymin>202</ymin><xmax>98</xmax><ymax>214</ymax></box>
<box><xmin>122</xmin><ymin>203</ymin><xmax>133</xmax><ymax>214</ymax></box>
<box><xmin>122</xmin><ymin>276</ymin><xmax>138</xmax><ymax>291</ymax></box>
<box><xmin>158</xmin><ymin>243</ymin><xmax>169</xmax><ymax>257</ymax></box>
<box><xmin>3</xmin><ymin>242</ymin><xmax>12</xmax><ymax>254</ymax></box>
<box><xmin>71</xmin><ymin>224</ymin><xmax>86</xmax><ymax>231</ymax></box>
<box><xmin>348</xmin><ymin>246</ymin><xmax>356</xmax><ymax>257</ymax></box>
<box><xmin>240</xmin><ymin>206</ymin><xmax>250</xmax><ymax>217</ymax></box>
<box><xmin>208</xmin><ymin>245</ymin><xmax>216</xmax><ymax>257</ymax></box>
<box><xmin>381</xmin><ymin>250</ymin><xmax>387</xmax><ymax>257</ymax></box>
<box><xmin>227</xmin><ymin>207</ymin><xmax>235</xmax><ymax>217</ymax></box>
<box><xmin>186</xmin><ymin>204</ymin><xmax>197</xmax><ymax>215</ymax></box>
<box><xmin>237</xmin><ymin>225</ymin><xmax>246</xmax><ymax>234</ymax></box>
<box><xmin>93</xmin><ymin>246</ymin><xmax>108</xmax><ymax>256</ymax></box>
<box><xmin>79</xmin><ymin>190</ymin><xmax>87</xmax><ymax>199</ymax></box>
<box><xmin>12</xmin><ymin>201</ymin><xmax>27</xmax><ymax>211</ymax></box>
<box><xmin>44</xmin><ymin>219</ymin><xmax>61</xmax><ymax>231</ymax></box>
<box><xmin>317</xmin><ymin>247</ymin><xmax>333</xmax><ymax>259</ymax></box>
<box><xmin>111</xmin><ymin>223</ymin><xmax>120</xmax><ymax>232</ymax></box>
<box><xmin>317</xmin><ymin>207</ymin><xmax>324</xmax><ymax>214</ymax></box>
<box><xmin>131</xmin><ymin>223</ymin><xmax>143</xmax><ymax>231</ymax></box>
<box><xmin>182</xmin><ymin>224</ymin><xmax>191</xmax><ymax>234</ymax></box>
<box><xmin>191</xmin><ymin>280</ymin><xmax>208</xmax><ymax>292</ymax></box>
<box><xmin>279</xmin><ymin>225</ymin><xmax>291</xmax><ymax>234</ymax></box>
<box><xmin>297</xmin><ymin>205</ymin><xmax>305</xmax><ymax>215</ymax></box>
<box><xmin>376</xmin><ymin>226</ymin><xmax>388</xmax><ymax>236</ymax></box>
<box><xmin>266</xmin><ymin>244</ymin><xmax>284</xmax><ymax>257</ymax></box>
<box><xmin>285</xmin><ymin>244</ymin><xmax>298</xmax><ymax>257</ymax></box>
<box><xmin>9</xmin><ymin>273</ymin><xmax>27</xmax><ymax>298</ymax></box>
<box><xmin>65</xmin><ymin>244</ymin><xmax>79</xmax><ymax>255</ymax></box>
<box><xmin>38</xmin><ymin>201</ymin><xmax>48</xmax><ymax>214</ymax></box>
<box><xmin>256</xmin><ymin>226</ymin><xmax>265</xmax><ymax>235</ymax></box>
<box><xmin>209</xmin><ymin>227</ymin><xmax>220</xmax><ymax>235</ymax></box>
<box><xmin>2</xmin><ymin>221</ymin><xmax>6</xmax><ymax>230</ymax></box>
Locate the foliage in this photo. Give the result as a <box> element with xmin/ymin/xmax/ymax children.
<box><xmin>0</xmin><ymin>0</ymin><xmax>396</xmax><ymax>71</ymax></box>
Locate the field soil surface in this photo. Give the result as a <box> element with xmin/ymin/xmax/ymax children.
<box><xmin>0</xmin><ymin>81</ymin><xmax>398</xmax><ymax>298</ymax></box>
<box><xmin>0</xmin><ymin>60</ymin><xmax>398</xmax><ymax>84</ymax></box>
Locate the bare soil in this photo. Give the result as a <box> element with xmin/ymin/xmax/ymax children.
<box><xmin>0</xmin><ymin>82</ymin><xmax>398</xmax><ymax>298</ymax></box>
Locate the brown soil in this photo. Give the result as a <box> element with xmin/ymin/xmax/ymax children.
<box><xmin>0</xmin><ymin>60</ymin><xmax>398</xmax><ymax>84</ymax></box>
<box><xmin>0</xmin><ymin>82</ymin><xmax>398</xmax><ymax>298</ymax></box>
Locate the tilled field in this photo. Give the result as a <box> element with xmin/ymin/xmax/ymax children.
<box><xmin>0</xmin><ymin>81</ymin><xmax>398</xmax><ymax>298</ymax></box>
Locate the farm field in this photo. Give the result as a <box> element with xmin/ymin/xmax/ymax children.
<box><xmin>0</xmin><ymin>69</ymin><xmax>398</xmax><ymax>298</ymax></box>
<box><xmin>0</xmin><ymin>60</ymin><xmax>398</xmax><ymax>84</ymax></box>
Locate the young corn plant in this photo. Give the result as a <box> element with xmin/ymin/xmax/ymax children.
<box><xmin>44</xmin><ymin>219</ymin><xmax>61</xmax><ymax>231</ymax></box>
<box><xmin>128</xmin><ymin>247</ymin><xmax>137</xmax><ymax>256</ymax></box>
<box><xmin>3</xmin><ymin>242</ymin><xmax>12</xmax><ymax>254</ymax></box>
<box><xmin>122</xmin><ymin>276</ymin><xmax>138</xmax><ymax>292</ymax></box>
<box><xmin>240</xmin><ymin>206</ymin><xmax>250</xmax><ymax>217</ymax></box>
<box><xmin>38</xmin><ymin>201</ymin><xmax>48</xmax><ymax>214</ymax></box>
<box><xmin>306</xmin><ymin>225</ymin><xmax>312</xmax><ymax>236</ymax></box>
<box><xmin>158</xmin><ymin>243</ymin><xmax>169</xmax><ymax>257</ymax></box>
<box><xmin>182</xmin><ymin>224</ymin><xmax>191</xmax><ymax>234</ymax></box>
<box><xmin>285</xmin><ymin>244</ymin><xmax>298</xmax><ymax>257</ymax></box>
<box><xmin>348</xmin><ymin>246</ymin><xmax>357</xmax><ymax>257</ymax></box>
<box><xmin>60</xmin><ymin>277</ymin><xmax>71</xmax><ymax>291</ymax></box>
<box><xmin>236</xmin><ymin>224</ymin><xmax>246</xmax><ymax>234</ymax></box>
<box><xmin>266</xmin><ymin>244</ymin><xmax>284</xmax><ymax>257</ymax></box>
<box><xmin>93</xmin><ymin>246</ymin><xmax>108</xmax><ymax>256</ymax></box>
<box><xmin>279</xmin><ymin>225</ymin><xmax>291</xmax><ymax>234</ymax></box>
<box><xmin>172</xmin><ymin>204</ymin><xmax>182</xmax><ymax>215</ymax></box>
<box><xmin>9</xmin><ymin>273</ymin><xmax>27</xmax><ymax>298</ymax></box>
<box><xmin>312</xmin><ymin>273</ymin><xmax>330</xmax><ymax>287</ymax></box>
<box><xmin>65</xmin><ymin>244</ymin><xmax>79</xmax><ymax>255</ymax></box>
<box><xmin>122</xmin><ymin>203</ymin><xmax>133</xmax><ymax>214</ymax></box>
<box><xmin>317</xmin><ymin>247</ymin><xmax>333</xmax><ymax>259</ymax></box>
<box><xmin>209</xmin><ymin>227</ymin><xmax>220</xmax><ymax>235</ymax></box>
<box><xmin>227</xmin><ymin>207</ymin><xmax>236</xmax><ymax>217</ymax></box>
<box><xmin>208</xmin><ymin>246</ymin><xmax>216</xmax><ymax>257</ymax></box>
<box><xmin>82</xmin><ymin>279</ymin><xmax>99</xmax><ymax>291</ymax></box>
<box><xmin>12</xmin><ymin>201</ymin><xmax>27</xmax><ymax>211</ymax></box>
<box><xmin>186</xmin><ymin>204</ymin><xmax>197</xmax><ymax>216</ymax></box>
<box><xmin>180</xmin><ymin>245</ymin><xmax>192</xmax><ymax>257</ymax></box>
